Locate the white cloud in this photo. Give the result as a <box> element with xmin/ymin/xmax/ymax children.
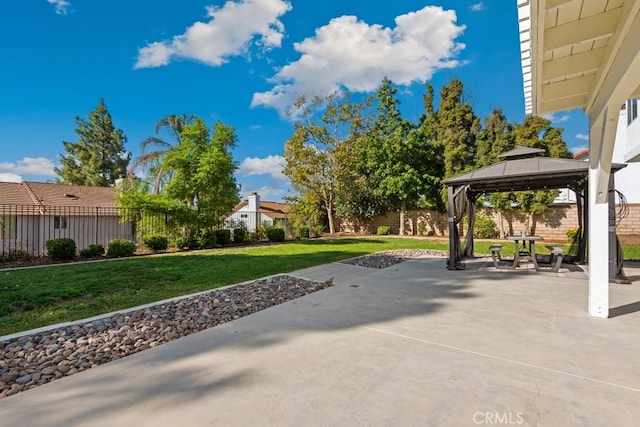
<box><xmin>238</xmin><ymin>155</ymin><xmax>286</xmax><ymax>180</ymax></box>
<box><xmin>47</xmin><ymin>0</ymin><xmax>70</xmax><ymax>15</ymax></box>
<box><xmin>470</xmin><ymin>3</ymin><xmax>485</xmax><ymax>12</ymax></box>
<box><xmin>542</xmin><ymin>112</ymin><xmax>570</xmax><ymax>123</ymax></box>
<box><xmin>576</xmin><ymin>133</ymin><xmax>589</xmax><ymax>141</ymax></box>
<box><xmin>0</xmin><ymin>173</ymin><xmax>22</xmax><ymax>183</ymax></box>
<box><xmin>0</xmin><ymin>157</ymin><xmax>57</xmax><ymax>178</ymax></box>
<box><xmin>135</xmin><ymin>0</ymin><xmax>292</xmax><ymax>68</ymax></box>
<box><xmin>251</xmin><ymin>6</ymin><xmax>465</xmax><ymax>113</ymax></box>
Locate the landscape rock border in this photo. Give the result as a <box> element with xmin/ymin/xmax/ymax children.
<box><xmin>341</xmin><ymin>249</ymin><xmax>448</xmax><ymax>269</ymax></box>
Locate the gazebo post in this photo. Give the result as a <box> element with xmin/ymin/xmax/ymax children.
<box><xmin>464</xmin><ymin>194</ymin><xmax>475</xmax><ymax>258</ymax></box>
<box><xmin>447</xmin><ymin>185</ymin><xmax>457</xmax><ymax>270</ymax></box>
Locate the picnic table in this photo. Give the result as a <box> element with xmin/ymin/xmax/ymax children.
<box><xmin>506</xmin><ymin>234</ymin><xmax>542</xmax><ymax>270</ymax></box>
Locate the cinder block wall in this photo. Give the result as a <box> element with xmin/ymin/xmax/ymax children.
<box><xmin>339</xmin><ymin>203</ymin><xmax>640</xmax><ymax>241</ymax></box>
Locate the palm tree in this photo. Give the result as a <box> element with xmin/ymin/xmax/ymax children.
<box><xmin>128</xmin><ymin>114</ymin><xmax>196</xmax><ymax>194</ymax></box>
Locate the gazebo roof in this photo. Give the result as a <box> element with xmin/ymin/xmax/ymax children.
<box><xmin>442</xmin><ymin>153</ymin><xmax>626</xmax><ymax>193</ymax></box>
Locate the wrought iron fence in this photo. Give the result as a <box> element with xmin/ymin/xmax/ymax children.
<box><xmin>0</xmin><ymin>205</ymin><xmax>291</xmax><ymax>258</ymax></box>
<box><xmin>0</xmin><ymin>205</ymin><xmax>185</xmax><ymax>257</ymax></box>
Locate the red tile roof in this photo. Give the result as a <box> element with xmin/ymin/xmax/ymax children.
<box><xmin>573</xmin><ymin>149</ymin><xmax>589</xmax><ymax>160</ymax></box>
<box><xmin>0</xmin><ymin>181</ymin><xmax>117</xmax><ymax>208</ymax></box>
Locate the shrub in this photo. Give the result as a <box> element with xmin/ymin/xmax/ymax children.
<box><xmin>0</xmin><ymin>249</ymin><xmax>32</xmax><ymax>263</ymax></box>
<box><xmin>311</xmin><ymin>225</ymin><xmax>324</xmax><ymax>237</ymax></box>
<box><xmin>88</xmin><ymin>244</ymin><xmax>105</xmax><ymax>256</ymax></box>
<box><xmin>143</xmin><ymin>235</ymin><xmax>169</xmax><ymax>253</ymax></box>
<box><xmin>376</xmin><ymin>225</ymin><xmax>390</xmax><ymax>235</ymax></box>
<box><xmin>472</xmin><ymin>214</ymin><xmax>498</xmax><ymax>239</ymax></box>
<box><xmin>176</xmin><ymin>236</ymin><xmax>190</xmax><ymax>250</ymax></box>
<box><xmin>215</xmin><ymin>229</ymin><xmax>231</xmax><ymax>246</ymax></box>
<box><xmin>233</xmin><ymin>228</ymin><xmax>246</xmax><ymax>244</ymax></box>
<box><xmin>566</xmin><ymin>227</ymin><xmax>579</xmax><ymax>243</ymax></box>
<box><xmin>106</xmin><ymin>239</ymin><xmax>136</xmax><ymax>258</ymax></box>
<box><xmin>46</xmin><ymin>238</ymin><xmax>77</xmax><ymax>261</ymax></box>
<box><xmin>80</xmin><ymin>244</ymin><xmax>105</xmax><ymax>258</ymax></box>
<box><xmin>187</xmin><ymin>228</ymin><xmax>217</xmax><ymax>249</ymax></box>
<box><xmin>417</xmin><ymin>221</ymin><xmax>427</xmax><ymax>236</ymax></box>
<box><xmin>295</xmin><ymin>226</ymin><xmax>309</xmax><ymax>239</ymax></box>
<box><xmin>267</xmin><ymin>228</ymin><xmax>285</xmax><ymax>242</ymax></box>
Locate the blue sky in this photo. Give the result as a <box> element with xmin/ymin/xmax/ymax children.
<box><xmin>0</xmin><ymin>0</ymin><xmax>589</xmax><ymax>202</ymax></box>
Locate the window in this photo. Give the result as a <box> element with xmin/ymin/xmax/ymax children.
<box><xmin>54</xmin><ymin>216</ymin><xmax>68</xmax><ymax>229</ymax></box>
<box><xmin>628</xmin><ymin>99</ymin><xmax>638</xmax><ymax>125</ymax></box>
<box><xmin>0</xmin><ymin>215</ymin><xmax>17</xmax><ymax>239</ymax></box>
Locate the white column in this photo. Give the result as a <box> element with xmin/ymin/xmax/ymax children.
<box><xmin>587</xmin><ymin>105</ymin><xmax>617</xmax><ymax>318</ymax></box>
<box><xmin>588</xmin><ymin>168</ymin><xmax>609</xmax><ymax>318</ymax></box>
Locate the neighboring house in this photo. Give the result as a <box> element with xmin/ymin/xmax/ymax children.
<box><xmin>0</xmin><ymin>181</ymin><xmax>133</xmax><ymax>256</ymax></box>
<box><xmin>226</xmin><ymin>192</ymin><xmax>289</xmax><ymax>232</ymax></box>
<box><xmin>555</xmin><ymin>99</ymin><xmax>640</xmax><ymax>204</ymax></box>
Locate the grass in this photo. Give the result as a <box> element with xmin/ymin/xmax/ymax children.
<box><xmin>0</xmin><ymin>237</ymin><xmax>447</xmax><ymax>336</ymax></box>
<box><xmin>2</xmin><ymin>236</ymin><xmax>638</xmax><ymax>337</ymax></box>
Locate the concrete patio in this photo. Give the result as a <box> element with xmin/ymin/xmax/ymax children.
<box><xmin>1</xmin><ymin>256</ymin><xmax>640</xmax><ymax>426</ymax></box>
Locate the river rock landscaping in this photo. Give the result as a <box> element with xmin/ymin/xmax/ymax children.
<box><xmin>341</xmin><ymin>249</ymin><xmax>448</xmax><ymax>268</ymax></box>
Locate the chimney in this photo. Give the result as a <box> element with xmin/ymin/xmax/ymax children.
<box><xmin>248</xmin><ymin>192</ymin><xmax>260</xmax><ymax>211</ymax></box>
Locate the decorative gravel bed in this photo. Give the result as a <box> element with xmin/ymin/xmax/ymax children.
<box><xmin>340</xmin><ymin>249</ymin><xmax>448</xmax><ymax>269</ymax></box>
<box><xmin>0</xmin><ymin>274</ymin><xmax>331</xmax><ymax>399</ymax></box>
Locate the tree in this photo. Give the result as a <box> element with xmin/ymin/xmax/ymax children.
<box><xmin>475</xmin><ymin>109</ymin><xmax>514</xmax><ymax>238</ymax></box>
<box><xmin>437</xmin><ymin>78</ymin><xmax>481</xmax><ymax>179</ymax></box>
<box><xmin>475</xmin><ymin>108</ymin><xmax>513</xmax><ymax>168</ymax></box>
<box><xmin>55</xmin><ymin>99</ymin><xmax>130</xmax><ymax>186</ymax></box>
<box><xmin>509</xmin><ymin>115</ymin><xmax>571</xmax><ymax>234</ymax></box>
<box><xmin>360</xmin><ymin>78</ymin><xmax>434</xmax><ymax>235</ymax></box>
<box><xmin>128</xmin><ymin>114</ymin><xmax>195</xmax><ymax>194</ymax></box>
<box><xmin>163</xmin><ymin>119</ymin><xmax>239</xmax><ymax>222</ymax></box>
<box><xmin>284</xmin><ymin>92</ymin><xmax>369</xmax><ymax>234</ymax></box>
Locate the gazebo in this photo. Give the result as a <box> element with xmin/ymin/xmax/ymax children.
<box><xmin>442</xmin><ymin>147</ymin><xmax>626</xmax><ymax>274</ymax></box>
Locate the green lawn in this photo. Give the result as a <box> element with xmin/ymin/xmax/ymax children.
<box><xmin>2</xmin><ymin>236</ymin><xmax>638</xmax><ymax>337</ymax></box>
<box><xmin>0</xmin><ymin>237</ymin><xmax>447</xmax><ymax>336</ymax></box>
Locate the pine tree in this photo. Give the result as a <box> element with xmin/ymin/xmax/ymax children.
<box><xmin>55</xmin><ymin>99</ymin><xmax>130</xmax><ymax>186</ymax></box>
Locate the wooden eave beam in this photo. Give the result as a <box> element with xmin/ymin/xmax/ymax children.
<box><xmin>544</xmin><ymin>8</ymin><xmax>622</xmax><ymax>51</ymax></box>
<box><xmin>543</xmin><ymin>47</ymin><xmax>605</xmax><ymax>81</ymax></box>
<box><xmin>542</xmin><ymin>75</ymin><xmax>594</xmax><ymax>101</ymax></box>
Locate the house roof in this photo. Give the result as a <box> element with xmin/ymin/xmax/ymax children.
<box><xmin>573</xmin><ymin>148</ymin><xmax>590</xmax><ymax>159</ymax></box>
<box><xmin>24</xmin><ymin>182</ymin><xmax>117</xmax><ymax>208</ymax></box>
<box><xmin>0</xmin><ymin>181</ymin><xmax>117</xmax><ymax>208</ymax></box>
<box><xmin>0</xmin><ymin>182</ymin><xmax>35</xmax><ymax>205</ymax></box>
<box><xmin>232</xmin><ymin>199</ymin><xmax>290</xmax><ymax>214</ymax></box>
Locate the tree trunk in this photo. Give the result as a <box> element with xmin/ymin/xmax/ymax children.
<box><xmin>530</xmin><ymin>214</ymin><xmax>537</xmax><ymax>235</ymax></box>
<box><xmin>497</xmin><ymin>211</ymin><xmax>505</xmax><ymax>239</ymax></box>
<box><xmin>399</xmin><ymin>199</ymin><xmax>406</xmax><ymax>236</ymax></box>
<box><xmin>326</xmin><ymin>202</ymin><xmax>335</xmax><ymax>235</ymax></box>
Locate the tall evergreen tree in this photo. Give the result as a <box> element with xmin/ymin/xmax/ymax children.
<box><xmin>475</xmin><ymin>109</ymin><xmax>515</xmax><ymax>237</ymax></box>
<box><xmin>55</xmin><ymin>99</ymin><xmax>130</xmax><ymax>186</ymax></box>
<box><xmin>361</xmin><ymin>78</ymin><xmax>430</xmax><ymax>235</ymax></box>
<box><xmin>437</xmin><ymin>78</ymin><xmax>480</xmax><ymax>178</ymax></box>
